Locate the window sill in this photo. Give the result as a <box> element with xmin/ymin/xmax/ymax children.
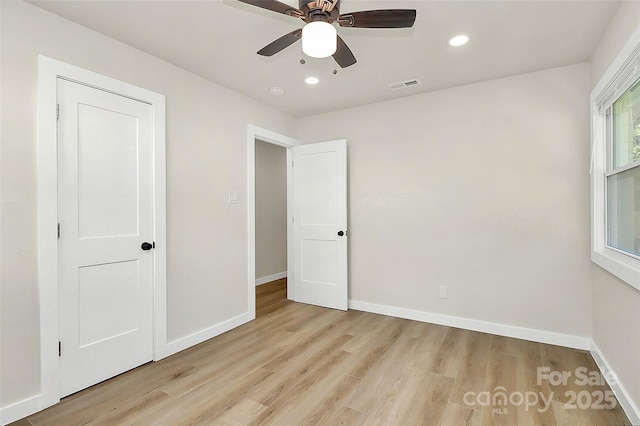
<box><xmin>592</xmin><ymin>248</ymin><xmax>640</xmax><ymax>291</ymax></box>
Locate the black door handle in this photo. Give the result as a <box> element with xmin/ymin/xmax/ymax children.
<box><xmin>141</xmin><ymin>242</ymin><xmax>154</xmax><ymax>251</ymax></box>
<box><xmin>337</xmin><ymin>231</ymin><xmax>345</xmax><ymax>237</ymax></box>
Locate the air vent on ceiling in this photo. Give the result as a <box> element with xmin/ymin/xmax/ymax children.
<box><xmin>389</xmin><ymin>79</ymin><xmax>422</xmax><ymax>90</ymax></box>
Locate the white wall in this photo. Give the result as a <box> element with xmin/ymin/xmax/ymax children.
<box><xmin>0</xmin><ymin>0</ymin><xmax>296</xmax><ymax>408</ymax></box>
<box><xmin>255</xmin><ymin>141</ymin><xmax>287</xmax><ymax>280</ymax></box>
<box><xmin>297</xmin><ymin>63</ymin><xmax>593</xmax><ymax>338</ymax></box>
<box><xmin>589</xmin><ymin>0</ymin><xmax>640</xmax><ymax>415</ymax></box>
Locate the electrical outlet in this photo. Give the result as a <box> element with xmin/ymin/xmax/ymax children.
<box><xmin>439</xmin><ymin>286</ymin><xmax>448</xmax><ymax>299</ymax></box>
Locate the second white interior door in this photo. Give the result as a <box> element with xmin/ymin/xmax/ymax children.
<box><xmin>292</xmin><ymin>140</ymin><xmax>348</xmax><ymax>310</ymax></box>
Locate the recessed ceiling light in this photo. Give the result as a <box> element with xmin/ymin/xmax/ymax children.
<box><xmin>269</xmin><ymin>86</ymin><xmax>285</xmax><ymax>96</ymax></box>
<box><xmin>305</xmin><ymin>76</ymin><xmax>319</xmax><ymax>85</ymax></box>
<box><xmin>448</xmin><ymin>34</ymin><xmax>469</xmax><ymax>47</ymax></box>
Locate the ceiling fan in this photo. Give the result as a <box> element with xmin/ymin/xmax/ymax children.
<box><xmin>237</xmin><ymin>0</ymin><xmax>416</xmax><ymax>68</ymax></box>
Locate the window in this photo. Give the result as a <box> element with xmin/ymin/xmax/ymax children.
<box><xmin>591</xmin><ymin>38</ymin><xmax>640</xmax><ymax>290</ymax></box>
<box><xmin>607</xmin><ymin>83</ymin><xmax>640</xmax><ymax>258</ymax></box>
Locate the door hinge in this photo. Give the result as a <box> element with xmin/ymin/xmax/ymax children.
<box><xmin>58</xmin><ymin>341</ymin><xmax>61</xmax><ymax>357</ymax></box>
<box><xmin>57</xmin><ymin>223</ymin><xmax>60</xmax><ymax>239</ymax></box>
<box><xmin>56</xmin><ymin>104</ymin><xmax>60</xmax><ymax>120</ymax></box>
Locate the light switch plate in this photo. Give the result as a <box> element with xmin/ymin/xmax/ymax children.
<box><xmin>228</xmin><ymin>191</ymin><xmax>239</xmax><ymax>204</ymax></box>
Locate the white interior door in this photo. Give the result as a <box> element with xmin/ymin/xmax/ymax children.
<box><xmin>57</xmin><ymin>78</ymin><xmax>154</xmax><ymax>397</ymax></box>
<box><xmin>292</xmin><ymin>140</ymin><xmax>348</xmax><ymax>310</ymax></box>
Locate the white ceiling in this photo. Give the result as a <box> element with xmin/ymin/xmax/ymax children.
<box><xmin>29</xmin><ymin>0</ymin><xmax>619</xmax><ymax>117</ymax></box>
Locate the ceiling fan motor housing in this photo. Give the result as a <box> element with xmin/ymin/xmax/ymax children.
<box><xmin>300</xmin><ymin>0</ymin><xmax>341</xmax><ymax>23</ymax></box>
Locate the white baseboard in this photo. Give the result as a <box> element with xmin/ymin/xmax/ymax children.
<box><xmin>255</xmin><ymin>271</ymin><xmax>287</xmax><ymax>286</ymax></box>
<box><xmin>0</xmin><ymin>393</ymin><xmax>46</xmax><ymax>426</ymax></box>
<box><xmin>348</xmin><ymin>300</ymin><xmax>591</xmax><ymax>350</ymax></box>
<box><xmin>590</xmin><ymin>341</ymin><xmax>640</xmax><ymax>425</ymax></box>
<box><xmin>159</xmin><ymin>311</ymin><xmax>254</xmax><ymax>359</ymax></box>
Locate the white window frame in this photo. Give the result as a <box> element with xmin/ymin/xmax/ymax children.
<box><xmin>591</xmin><ymin>28</ymin><xmax>640</xmax><ymax>291</ymax></box>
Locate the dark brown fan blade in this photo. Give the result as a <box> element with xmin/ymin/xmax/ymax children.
<box><xmin>333</xmin><ymin>35</ymin><xmax>356</xmax><ymax>68</ymax></box>
<box><xmin>338</xmin><ymin>9</ymin><xmax>416</xmax><ymax>28</ymax></box>
<box><xmin>257</xmin><ymin>28</ymin><xmax>302</xmax><ymax>56</ymax></box>
<box><xmin>237</xmin><ymin>0</ymin><xmax>303</xmax><ymax>17</ymax></box>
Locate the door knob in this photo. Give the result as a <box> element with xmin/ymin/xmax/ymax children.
<box><xmin>337</xmin><ymin>231</ymin><xmax>345</xmax><ymax>236</ymax></box>
<box><xmin>141</xmin><ymin>242</ymin><xmax>154</xmax><ymax>251</ymax></box>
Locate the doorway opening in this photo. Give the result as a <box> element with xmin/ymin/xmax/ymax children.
<box><xmin>254</xmin><ymin>140</ymin><xmax>288</xmax><ymax>317</ymax></box>
<box><xmin>246</xmin><ymin>125</ymin><xmax>349</xmax><ymax>318</ymax></box>
<box><xmin>246</xmin><ymin>125</ymin><xmax>298</xmax><ymax>319</ymax></box>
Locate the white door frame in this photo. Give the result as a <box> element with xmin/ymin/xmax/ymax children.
<box><xmin>36</xmin><ymin>56</ymin><xmax>167</xmax><ymax>411</ymax></box>
<box><xmin>247</xmin><ymin>125</ymin><xmax>298</xmax><ymax>312</ymax></box>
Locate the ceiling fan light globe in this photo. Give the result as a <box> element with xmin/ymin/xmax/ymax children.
<box><xmin>302</xmin><ymin>22</ymin><xmax>337</xmax><ymax>58</ymax></box>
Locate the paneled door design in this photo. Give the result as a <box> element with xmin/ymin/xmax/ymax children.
<box><xmin>57</xmin><ymin>78</ymin><xmax>154</xmax><ymax>397</ymax></box>
<box><xmin>292</xmin><ymin>140</ymin><xmax>348</xmax><ymax>310</ymax></box>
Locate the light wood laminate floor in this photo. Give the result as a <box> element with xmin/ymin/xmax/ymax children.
<box><xmin>12</xmin><ymin>279</ymin><xmax>630</xmax><ymax>425</ymax></box>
